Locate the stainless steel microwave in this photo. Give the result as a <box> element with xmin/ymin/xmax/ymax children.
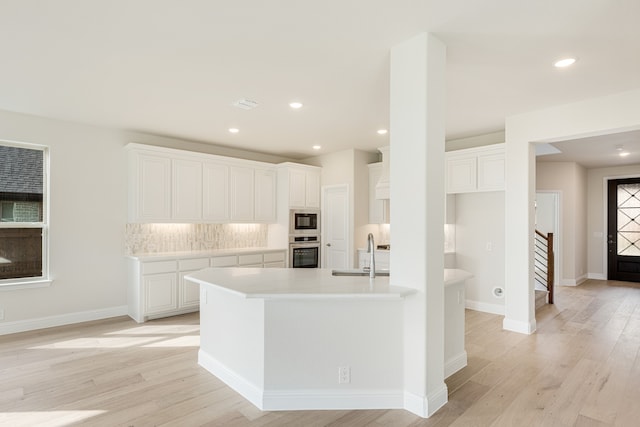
<box><xmin>289</xmin><ymin>209</ymin><xmax>320</xmax><ymax>235</ymax></box>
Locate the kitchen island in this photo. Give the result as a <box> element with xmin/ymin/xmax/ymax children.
<box><xmin>185</xmin><ymin>267</ymin><xmax>471</xmax><ymax>412</ymax></box>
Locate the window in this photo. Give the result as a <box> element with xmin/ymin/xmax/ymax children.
<box><xmin>0</xmin><ymin>142</ymin><xmax>49</xmax><ymax>286</ymax></box>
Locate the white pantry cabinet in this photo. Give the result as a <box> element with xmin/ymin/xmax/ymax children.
<box><xmin>128</xmin><ymin>248</ymin><xmax>287</xmax><ymax>322</ymax></box>
<box><xmin>127</xmin><ymin>143</ymin><xmax>277</xmax><ymax>223</ymax></box>
<box><xmin>445</xmin><ymin>143</ymin><xmax>505</xmax><ymax>194</ymax></box>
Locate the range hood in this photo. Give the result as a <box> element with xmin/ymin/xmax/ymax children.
<box><xmin>375</xmin><ymin>146</ymin><xmax>390</xmax><ymax>200</ymax></box>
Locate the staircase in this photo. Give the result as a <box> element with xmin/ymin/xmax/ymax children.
<box><xmin>534</xmin><ymin>230</ymin><xmax>555</xmax><ymax>309</ymax></box>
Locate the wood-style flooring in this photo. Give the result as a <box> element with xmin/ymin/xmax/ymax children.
<box><xmin>2</xmin><ymin>279</ymin><xmax>640</xmax><ymax>426</ymax></box>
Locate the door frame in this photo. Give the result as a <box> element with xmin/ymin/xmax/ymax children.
<box><xmin>604</xmin><ymin>174</ymin><xmax>640</xmax><ymax>280</ymax></box>
<box><xmin>321</xmin><ymin>184</ymin><xmax>351</xmax><ymax>269</ymax></box>
<box><xmin>535</xmin><ymin>190</ymin><xmax>562</xmax><ymax>287</ymax></box>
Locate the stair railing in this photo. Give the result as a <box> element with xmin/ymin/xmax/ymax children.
<box><xmin>534</xmin><ymin>230</ymin><xmax>554</xmax><ymax>304</ymax></box>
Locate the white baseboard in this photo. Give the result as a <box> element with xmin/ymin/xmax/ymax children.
<box><xmin>465</xmin><ymin>299</ymin><xmax>505</xmax><ymax>315</ymax></box>
<box><xmin>404</xmin><ymin>383</ymin><xmax>448</xmax><ymax>418</ymax></box>
<box><xmin>0</xmin><ymin>305</ymin><xmax>128</xmax><ymax>336</ymax></box>
<box><xmin>588</xmin><ymin>273</ymin><xmax>607</xmax><ymax>280</ymax></box>
<box><xmin>445</xmin><ymin>351</ymin><xmax>468</xmax><ymax>378</ymax></box>
<box><xmin>198</xmin><ymin>349</ymin><xmax>404</xmax><ymax>412</ymax></box>
<box><xmin>560</xmin><ymin>274</ymin><xmax>588</xmax><ymax>286</ymax></box>
<box><xmin>503</xmin><ymin>317</ymin><xmax>536</xmax><ymax>335</ymax></box>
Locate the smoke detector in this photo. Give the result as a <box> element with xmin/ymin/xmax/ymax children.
<box><xmin>232</xmin><ymin>98</ymin><xmax>258</xmax><ymax>110</ymax></box>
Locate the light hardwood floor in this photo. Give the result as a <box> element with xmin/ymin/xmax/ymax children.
<box><xmin>2</xmin><ymin>279</ymin><xmax>640</xmax><ymax>426</ymax></box>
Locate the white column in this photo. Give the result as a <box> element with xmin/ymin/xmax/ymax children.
<box><xmin>503</xmin><ymin>131</ymin><xmax>537</xmax><ymax>334</ymax></box>
<box><xmin>389</xmin><ymin>33</ymin><xmax>447</xmax><ymax>418</ymax></box>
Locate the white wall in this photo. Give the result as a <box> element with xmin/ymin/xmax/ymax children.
<box><xmin>304</xmin><ymin>148</ymin><xmax>378</xmax><ymax>267</ymax></box>
<box><xmin>0</xmin><ymin>108</ymin><xmax>298</xmax><ymax>334</ymax></box>
<box><xmin>455</xmin><ymin>192</ymin><xmax>505</xmax><ymax>314</ymax></box>
<box><xmin>536</xmin><ymin>162</ymin><xmax>588</xmax><ymax>285</ymax></box>
<box><xmin>505</xmin><ymin>88</ymin><xmax>640</xmax><ymax>334</ymax></box>
<box><xmin>587</xmin><ymin>164</ymin><xmax>640</xmax><ymax>279</ymax></box>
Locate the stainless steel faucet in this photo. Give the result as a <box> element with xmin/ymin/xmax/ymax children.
<box><xmin>367</xmin><ymin>233</ymin><xmax>376</xmax><ymax>278</ymax></box>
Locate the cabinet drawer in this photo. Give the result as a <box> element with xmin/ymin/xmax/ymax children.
<box><xmin>264</xmin><ymin>261</ymin><xmax>285</xmax><ymax>268</ymax></box>
<box><xmin>142</xmin><ymin>260</ymin><xmax>177</xmax><ymax>275</ymax></box>
<box><xmin>263</xmin><ymin>251</ymin><xmax>285</xmax><ymax>263</ymax></box>
<box><xmin>238</xmin><ymin>253</ymin><xmax>263</xmax><ymax>265</ymax></box>
<box><xmin>178</xmin><ymin>258</ymin><xmax>209</xmax><ymax>271</ymax></box>
<box><xmin>211</xmin><ymin>255</ymin><xmax>237</xmax><ymax>267</ymax></box>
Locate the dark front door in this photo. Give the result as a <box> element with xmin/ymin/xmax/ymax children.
<box><xmin>608</xmin><ymin>177</ymin><xmax>640</xmax><ymax>282</ymax></box>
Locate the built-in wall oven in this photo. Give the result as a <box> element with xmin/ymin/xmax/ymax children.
<box><xmin>289</xmin><ymin>235</ymin><xmax>320</xmax><ymax>268</ymax></box>
<box><xmin>289</xmin><ymin>209</ymin><xmax>320</xmax><ymax>235</ymax></box>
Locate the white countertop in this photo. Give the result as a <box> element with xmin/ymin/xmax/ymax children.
<box><xmin>126</xmin><ymin>247</ymin><xmax>287</xmax><ymax>261</ymax></box>
<box><xmin>186</xmin><ymin>268</ymin><xmax>472</xmax><ymax>300</ymax></box>
<box><xmin>187</xmin><ymin>268</ymin><xmax>414</xmax><ymax>300</ymax></box>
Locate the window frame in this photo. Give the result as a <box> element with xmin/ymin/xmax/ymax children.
<box><xmin>0</xmin><ymin>140</ymin><xmax>51</xmax><ymax>290</ymax></box>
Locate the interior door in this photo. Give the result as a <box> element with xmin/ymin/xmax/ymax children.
<box><xmin>322</xmin><ymin>185</ymin><xmax>350</xmax><ymax>269</ymax></box>
<box><xmin>608</xmin><ymin>177</ymin><xmax>640</xmax><ymax>282</ymax></box>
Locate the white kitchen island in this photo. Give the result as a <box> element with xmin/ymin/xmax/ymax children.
<box><xmin>185</xmin><ymin>267</ymin><xmax>471</xmax><ymax>412</ymax></box>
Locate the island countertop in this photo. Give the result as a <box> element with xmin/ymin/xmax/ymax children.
<box><xmin>186</xmin><ymin>268</ymin><xmax>472</xmax><ymax>300</ymax></box>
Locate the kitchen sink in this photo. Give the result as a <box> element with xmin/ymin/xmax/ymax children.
<box><xmin>331</xmin><ymin>269</ymin><xmax>390</xmax><ymax>277</ymax></box>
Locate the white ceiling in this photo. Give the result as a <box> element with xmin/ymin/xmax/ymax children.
<box><xmin>1</xmin><ymin>1</ymin><xmax>640</xmax><ymax>159</ymax></box>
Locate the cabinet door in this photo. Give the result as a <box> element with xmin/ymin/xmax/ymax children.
<box><xmin>368</xmin><ymin>163</ymin><xmax>389</xmax><ymax>224</ymax></box>
<box><xmin>255</xmin><ymin>168</ymin><xmax>276</xmax><ymax>222</ymax></box>
<box><xmin>477</xmin><ymin>152</ymin><xmax>505</xmax><ymax>191</ymax></box>
<box><xmin>446</xmin><ymin>156</ymin><xmax>477</xmax><ymax>194</ymax></box>
<box><xmin>288</xmin><ymin>169</ymin><xmax>307</xmax><ymax>208</ymax></box>
<box><xmin>178</xmin><ymin>271</ymin><xmax>200</xmax><ymax>309</ymax></box>
<box><xmin>230</xmin><ymin>166</ymin><xmax>255</xmax><ymax>221</ymax></box>
<box><xmin>203</xmin><ymin>162</ymin><xmax>230</xmax><ymax>221</ymax></box>
<box><xmin>135</xmin><ymin>153</ymin><xmax>171</xmax><ymax>221</ymax></box>
<box><xmin>305</xmin><ymin>170</ymin><xmax>320</xmax><ymax>208</ymax></box>
<box><xmin>144</xmin><ymin>273</ymin><xmax>178</xmax><ymax>315</ymax></box>
<box><xmin>172</xmin><ymin>158</ymin><xmax>203</xmax><ymax>221</ymax></box>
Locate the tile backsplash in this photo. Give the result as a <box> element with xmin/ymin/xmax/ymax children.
<box><xmin>125</xmin><ymin>223</ymin><xmax>268</xmax><ymax>255</ymax></box>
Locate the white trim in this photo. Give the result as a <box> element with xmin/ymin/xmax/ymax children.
<box><xmin>262</xmin><ymin>389</ymin><xmax>404</xmax><ymax>411</ymax></box>
<box><xmin>198</xmin><ymin>349</ymin><xmax>264</xmax><ymax>409</ymax></box>
<box><xmin>0</xmin><ymin>278</ymin><xmax>53</xmax><ymax>291</ymax></box>
<box><xmin>559</xmin><ymin>274</ymin><xmax>588</xmax><ymax>286</ymax></box>
<box><xmin>0</xmin><ymin>305</ymin><xmax>128</xmax><ymax>336</ymax></box>
<box><xmin>465</xmin><ymin>299</ymin><xmax>505</xmax><ymax>315</ymax></box>
<box><xmin>403</xmin><ymin>383</ymin><xmax>448</xmax><ymax>418</ymax></box>
<box><xmin>199</xmin><ymin>349</ymin><xmax>405</xmax><ymax>412</ymax></box>
<box><xmin>588</xmin><ymin>273</ymin><xmax>607</xmax><ymax>280</ymax></box>
<box><xmin>503</xmin><ymin>317</ymin><xmax>536</xmax><ymax>335</ymax></box>
<box><xmin>445</xmin><ymin>351</ymin><xmax>468</xmax><ymax>378</ymax></box>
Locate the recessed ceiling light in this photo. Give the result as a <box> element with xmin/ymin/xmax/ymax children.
<box><xmin>377</xmin><ymin>129</ymin><xmax>388</xmax><ymax>135</ymax></box>
<box><xmin>312</xmin><ymin>145</ymin><xmax>321</xmax><ymax>150</ymax></box>
<box><xmin>620</xmin><ymin>151</ymin><xmax>631</xmax><ymax>157</ymax></box>
<box><xmin>228</xmin><ymin>128</ymin><xmax>239</xmax><ymax>134</ymax></box>
<box><xmin>554</xmin><ymin>57</ymin><xmax>577</xmax><ymax>68</ymax></box>
<box><xmin>290</xmin><ymin>102</ymin><xmax>303</xmax><ymax>109</ymax></box>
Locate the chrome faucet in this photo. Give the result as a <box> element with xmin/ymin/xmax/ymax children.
<box><xmin>367</xmin><ymin>233</ymin><xmax>376</xmax><ymax>278</ymax></box>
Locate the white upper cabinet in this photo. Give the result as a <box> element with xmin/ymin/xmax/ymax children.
<box><xmin>255</xmin><ymin>168</ymin><xmax>277</xmax><ymax>222</ymax></box>
<box><xmin>230</xmin><ymin>165</ymin><xmax>255</xmax><ymax>222</ymax></box>
<box><xmin>445</xmin><ymin>143</ymin><xmax>505</xmax><ymax>194</ymax></box>
<box><xmin>281</xmin><ymin>163</ymin><xmax>321</xmax><ymax>209</ymax></box>
<box><xmin>127</xmin><ymin>144</ymin><xmax>276</xmax><ymax>223</ymax></box>
<box><xmin>130</xmin><ymin>152</ymin><xmax>172</xmax><ymax>221</ymax></box>
<box><xmin>202</xmin><ymin>161</ymin><xmax>230</xmax><ymax>222</ymax></box>
<box><xmin>368</xmin><ymin>163</ymin><xmax>389</xmax><ymax>224</ymax></box>
<box><xmin>172</xmin><ymin>158</ymin><xmax>203</xmax><ymax>221</ymax></box>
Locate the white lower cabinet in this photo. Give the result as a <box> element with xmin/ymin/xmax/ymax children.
<box><xmin>128</xmin><ymin>249</ymin><xmax>287</xmax><ymax>322</ymax></box>
<box><xmin>144</xmin><ymin>273</ymin><xmax>178</xmax><ymax>315</ymax></box>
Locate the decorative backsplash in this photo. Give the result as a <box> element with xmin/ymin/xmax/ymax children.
<box><xmin>125</xmin><ymin>223</ymin><xmax>268</xmax><ymax>255</ymax></box>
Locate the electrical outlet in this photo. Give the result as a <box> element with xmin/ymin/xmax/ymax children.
<box><xmin>486</xmin><ymin>241</ymin><xmax>493</xmax><ymax>251</ymax></box>
<box><xmin>338</xmin><ymin>366</ymin><xmax>350</xmax><ymax>384</ymax></box>
<box><xmin>0</xmin><ymin>309</ymin><xmax>4</xmax><ymax>320</ymax></box>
